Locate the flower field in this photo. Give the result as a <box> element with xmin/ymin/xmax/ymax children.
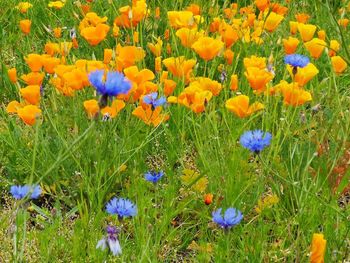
<box><xmin>0</xmin><ymin>0</ymin><xmax>349</xmax><ymax>261</ymax></box>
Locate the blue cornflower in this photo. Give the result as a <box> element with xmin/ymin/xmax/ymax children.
<box><xmin>144</xmin><ymin>171</ymin><xmax>164</xmax><ymax>183</ymax></box>
<box><xmin>212</xmin><ymin>208</ymin><xmax>243</xmax><ymax>229</ymax></box>
<box><xmin>240</xmin><ymin>130</ymin><xmax>272</xmax><ymax>154</ymax></box>
<box><xmin>106</xmin><ymin>197</ymin><xmax>137</xmax><ymax>219</ymax></box>
<box><xmin>284</xmin><ymin>54</ymin><xmax>310</xmax><ymax>68</ymax></box>
<box><xmin>143</xmin><ymin>92</ymin><xmax>167</xmax><ymax>109</ymax></box>
<box><xmin>10</xmin><ymin>185</ymin><xmax>41</xmax><ymax>200</ymax></box>
<box><xmin>96</xmin><ymin>225</ymin><xmax>122</xmax><ymax>256</ymax></box>
<box><xmin>88</xmin><ymin>70</ymin><xmax>132</xmax><ymax>97</ymax></box>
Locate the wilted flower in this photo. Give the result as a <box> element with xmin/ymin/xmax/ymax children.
<box><xmin>212</xmin><ymin>208</ymin><xmax>243</xmax><ymax>229</ymax></box>
<box><xmin>144</xmin><ymin>171</ymin><xmax>164</xmax><ymax>183</ymax></box>
<box><xmin>96</xmin><ymin>225</ymin><xmax>122</xmax><ymax>256</ymax></box>
<box><xmin>143</xmin><ymin>92</ymin><xmax>167</xmax><ymax>109</ymax></box>
<box><xmin>10</xmin><ymin>185</ymin><xmax>41</xmax><ymax>200</ymax></box>
<box><xmin>106</xmin><ymin>197</ymin><xmax>137</xmax><ymax>219</ymax></box>
<box><xmin>240</xmin><ymin>130</ymin><xmax>272</xmax><ymax>153</ymax></box>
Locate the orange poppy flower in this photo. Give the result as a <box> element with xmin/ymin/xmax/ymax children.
<box><xmin>83</xmin><ymin>99</ymin><xmax>99</xmax><ymax>118</ymax></box>
<box><xmin>298</xmin><ymin>23</ymin><xmax>317</xmax><ymax>42</ymax></box>
<box><xmin>186</xmin><ymin>4</ymin><xmax>201</xmax><ymax>15</ymax></box>
<box><xmin>53</xmin><ymin>27</ymin><xmax>62</xmax><ymax>38</ymax></box>
<box><xmin>8</xmin><ymin>68</ymin><xmax>17</xmax><ymax>83</ymax></box>
<box><xmin>25</xmin><ymin>54</ymin><xmax>43</xmax><ymax>72</ymax></box>
<box><xmin>162</xmin><ymin>56</ymin><xmax>196</xmax><ymax>82</ymax></box>
<box><xmin>225</xmin><ymin>95</ymin><xmax>264</xmax><ymax>118</ymax></box>
<box><xmin>147</xmin><ymin>37</ymin><xmax>163</xmax><ymax>57</ymax></box>
<box><xmin>114</xmin><ymin>0</ymin><xmax>147</xmax><ymax>28</ymax></box>
<box><xmin>295</xmin><ymin>13</ymin><xmax>310</xmax><ymax>24</ymax></box>
<box><xmin>331</xmin><ymin>56</ymin><xmax>347</xmax><ymax>74</ymax></box>
<box><xmin>44</xmin><ymin>42</ymin><xmax>60</xmax><ymax>56</ymax></box>
<box><xmin>310</xmin><ymin>234</ymin><xmax>326</xmax><ymax>263</ymax></box>
<box><xmin>317</xmin><ymin>30</ymin><xmax>326</xmax><ymax>41</ymax></box>
<box><xmin>79</xmin><ymin>12</ymin><xmax>108</xmax><ymax>30</ymax></box>
<box><xmin>224</xmin><ymin>49</ymin><xmax>234</xmax><ymax>65</ymax></box>
<box><xmin>121</xmin><ymin>66</ymin><xmax>155</xmax><ymax>101</ymax></box>
<box><xmin>287</xmin><ymin>63</ymin><xmax>319</xmax><ymax>86</ymax></box>
<box><xmin>20</xmin><ymin>85</ymin><xmax>41</xmax><ymax>105</ymax></box>
<box><xmin>80</xmin><ymin>24</ymin><xmax>110</xmax><ymax>46</ymax></box>
<box><xmin>20</xmin><ymin>19</ymin><xmax>31</xmax><ymax>35</ymax></box>
<box><xmin>42</xmin><ymin>56</ymin><xmax>61</xmax><ymax>74</ymax></box>
<box><xmin>100</xmin><ymin>99</ymin><xmax>125</xmax><ymax>118</ymax></box>
<box><xmin>103</xmin><ymin>49</ymin><xmax>113</xmax><ymax>64</ymax></box>
<box><xmin>63</xmin><ymin>69</ymin><xmax>86</xmax><ymax>90</ymax></box>
<box><xmin>177</xmin><ymin>85</ymin><xmax>213</xmax><ymax>113</ymax></box>
<box><xmin>21</xmin><ymin>72</ymin><xmax>45</xmax><ymax>85</ymax></box>
<box><xmin>155</xmin><ymin>57</ymin><xmax>162</xmax><ymax>73</ymax></box>
<box><xmin>155</xmin><ymin>7</ymin><xmax>160</xmax><ymax>19</ymax></box>
<box><xmin>289</xmin><ymin>21</ymin><xmax>299</xmax><ymax>35</ymax></box>
<box><xmin>163</xmin><ymin>79</ymin><xmax>177</xmax><ymax>97</ymax></box>
<box><xmin>115</xmin><ymin>44</ymin><xmax>146</xmax><ymax>71</ymax></box>
<box><xmin>132</xmin><ymin>106</ymin><xmax>169</xmax><ymax>126</ymax></box>
<box><xmin>264</xmin><ymin>12</ymin><xmax>284</xmax><ymax>32</ymax></box>
<box><xmin>175</xmin><ymin>28</ymin><xmax>204</xmax><ymax>48</ymax></box>
<box><xmin>338</xmin><ymin>18</ymin><xmax>349</xmax><ymax>27</ymax></box>
<box><xmin>167</xmin><ymin>11</ymin><xmax>196</xmax><ymax>29</ymax></box>
<box><xmin>51</xmin><ymin>77</ymin><xmax>75</xmax><ymax>96</ymax></box>
<box><xmin>328</xmin><ymin>40</ymin><xmax>340</xmax><ymax>57</ymax></box>
<box><xmin>281</xmin><ymin>83</ymin><xmax>312</xmax><ymax>106</ymax></box>
<box><xmin>17</xmin><ymin>105</ymin><xmax>42</xmax><ymax>125</ymax></box>
<box><xmin>282</xmin><ymin>37</ymin><xmax>299</xmax><ymax>54</ymax></box>
<box><xmin>304</xmin><ymin>38</ymin><xmax>326</xmax><ymax>59</ymax></box>
<box><xmin>256</xmin><ymin>0</ymin><xmax>270</xmax><ymax>12</ymax></box>
<box><xmin>245</xmin><ymin>67</ymin><xmax>274</xmax><ymax>93</ymax></box>
<box><xmin>244</xmin><ymin>55</ymin><xmax>267</xmax><ymax>69</ymax></box>
<box><xmin>6</xmin><ymin>101</ymin><xmax>22</xmax><ymax>114</ymax></box>
<box><xmin>271</xmin><ymin>3</ymin><xmax>288</xmax><ymax>15</ymax></box>
<box><xmin>230</xmin><ymin>74</ymin><xmax>238</xmax><ymax>91</ymax></box>
<box><xmin>190</xmin><ymin>77</ymin><xmax>222</xmax><ymax>96</ymax></box>
<box><xmin>191</xmin><ymin>37</ymin><xmax>224</xmax><ymax>61</ymax></box>
<box><xmin>219</xmin><ymin>23</ymin><xmax>239</xmax><ymax>48</ymax></box>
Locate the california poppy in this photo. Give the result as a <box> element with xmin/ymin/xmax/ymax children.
<box><xmin>226</xmin><ymin>95</ymin><xmax>264</xmax><ymax>118</ymax></box>
<box><xmin>331</xmin><ymin>56</ymin><xmax>347</xmax><ymax>74</ymax></box>
<box><xmin>17</xmin><ymin>105</ymin><xmax>42</xmax><ymax>125</ymax></box>
<box><xmin>20</xmin><ymin>85</ymin><xmax>41</xmax><ymax>105</ymax></box>
<box><xmin>191</xmin><ymin>37</ymin><xmax>224</xmax><ymax>61</ymax></box>
<box><xmin>310</xmin><ymin>234</ymin><xmax>326</xmax><ymax>263</ymax></box>
<box><xmin>20</xmin><ymin>19</ymin><xmax>31</xmax><ymax>35</ymax></box>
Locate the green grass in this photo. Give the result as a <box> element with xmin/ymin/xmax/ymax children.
<box><xmin>0</xmin><ymin>0</ymin><xmax>349</xmax><ymax>262</ymax></box>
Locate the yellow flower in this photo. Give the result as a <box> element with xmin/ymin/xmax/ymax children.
<box><xmin>304</xmin><ymin>38</ymin><xmax>326</xmax><ymax>59</ymax></box>
<box><xmin>48</xmin><ymin>1</ymin><xmax>65</xmax><ymax>9</ymax></box>
<box><xmin>264</xmin><ymin>11</ymin><xmax>284</xmax><ymax>32</ymax></box>
<box><xmin>298</xmin><ymin>23</ymin><xmax>317</xmax><ymax>42</ymax></box>
<box><xmin>16</xmin><ymin>2</ymin><xmax>33</xmax><ymax>13</ymax></box>
<box><xmin>331</xmin><ymin>56</ymin><xmax>347</xmax><ymax>74</ymax></box>
<box><xmin>225</xmin><ymin>95</ymin><xmax>264</xmax><ymax>118</ymax></box>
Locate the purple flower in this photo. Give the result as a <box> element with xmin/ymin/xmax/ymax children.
<box><xmin>240</xmin><ymin>130</ymin><xmax>272</xmax><ymax>154</ymax></box>
<box><xmin>106</xmin><ymin>197</ymin><xmax>137</xmax><ymax>219</ymax></box>
<box><xmin>144</xmin><ymin>171</ymin><xmax>164</xmax><ymax>183</ymax></box>
<box><xmin>143</xmin><ymin>92</ymin><xmax>166</xmax><ymax>109</ymax></box>
<box><xmin>284</xmin><ymin>54</ymin><xmax>309</xmax><ymax>68</ymax></box>
<box><xmin>96</xmin><ymin>225</ymin><xmax>122</xmax><ymax>256</ymax></box>
<box><xmin>88</xmin><ymin>70</ymin><xmax>132</xmax><ymax>97</ymax></box>
<box><xmin>212</xmin><ymin>208</ymin><xmax>243</xmax><ymax>229</ymax></box>
<box><xmin>10</xmin><ymin>185</ymin><xmax>41</xmax><ymax>200</ymax></box>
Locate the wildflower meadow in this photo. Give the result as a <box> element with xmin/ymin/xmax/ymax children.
<box><xmin>1</xmin><ymin>0</ymin><xmax>350</xmax><ymax>261</ymax></box>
